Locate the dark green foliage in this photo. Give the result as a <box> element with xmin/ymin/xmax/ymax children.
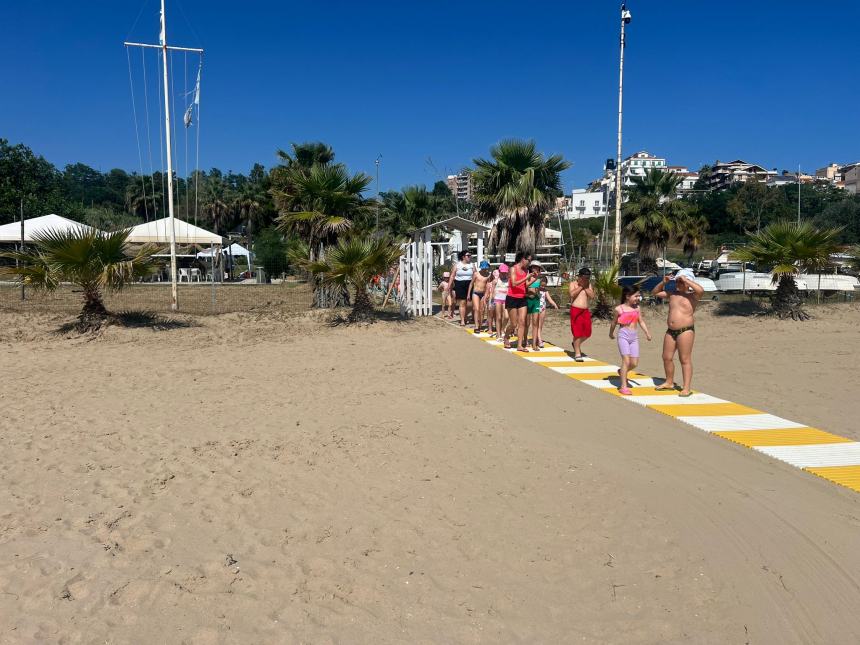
<box><xmin>254</xmin><ymin>227</ymin><xmax>290</xmax><ymax>279</ymax></box>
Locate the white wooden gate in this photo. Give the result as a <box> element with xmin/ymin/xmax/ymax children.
<box><xmin>398</xmin><ymin>229</ymin><xmax>433</xmax><ymax>316</ymax></box>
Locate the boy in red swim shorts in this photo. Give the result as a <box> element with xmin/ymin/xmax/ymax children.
<box><xmin>568</xmin><ymin>267</ymin><xmax>594</xmax><ymax>361</ymax></box>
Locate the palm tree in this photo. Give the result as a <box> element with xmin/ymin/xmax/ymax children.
<box><xmin>591</xmin><ymin>264</ymin><xmax>622</xmax><ymax>320</ymax></box>
<box><xmin>273</xmin><ymin>163</ymin><xmax>371</xmax><ymax>257</ymax></box>
<box><xmin>276</xmin><ymin>142</ymin><xmax>335</xmax><ymax>170</ymax></box>
<box><xmin>472</xmin><ymin>139</ymin><xmax>570</xmax><ymax>254</ymax></box>
<box><xmin>0</xmin><ymin>228</ymin><xmax>157</xmax><ymax>329</ymax></box>
<box><xmin>623</xmin><ymin>169</ymin><xmax>691</xmax><ymax>267</ymax></box>
<box><xmin>734</xmin><ymin>220</ymin><xmax>842</xmax><ymax>320</ymax></box>
<box><xmin>125</xmin><ymin>179</ymin><xmax>161</xmax><ymax>221</ymax></box>
<box><xmin>380</xmin><ymin>185</ymin><xmax>445</xmax><ymax>236</ymax></box>
<box><xmin>675</xmin><ymin>212</ymin><xmax>710</xmax><ymax>259</ymax></box>
<box><xmin>272</xmin><ymin>161</ymin><xmax>373</xmax><ymax>308</ymax></box>
<box><xmin>303</xmin><ymin>235</ymin><xmax>402</xmax><ymax>322</ymax></box>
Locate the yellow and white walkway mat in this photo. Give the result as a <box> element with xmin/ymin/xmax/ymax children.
<box><xmin>455</xmin><ymin>325</ymin><xmax>860</xmax><ymax>494</ymax></box>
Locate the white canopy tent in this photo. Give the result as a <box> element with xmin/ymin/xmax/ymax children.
<box><xmin>0</xmin><ymin>214</ymin><xmax>96</xmax><ymax>242</ymax></box>
<box><xmin>125</xmin><ymin>217</ymin><xmax>222</xmax><ymax>245</ymax></box>
<box><xmin>196</xmin><ymin>242</ymin><xmax>252</xmax><ymax>272</ymax></box>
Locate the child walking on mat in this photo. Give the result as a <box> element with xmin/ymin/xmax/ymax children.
<box><xmin>609</xmin><ymin>285</ymin><xmax>652</xmax><ymax>395</ymax></box>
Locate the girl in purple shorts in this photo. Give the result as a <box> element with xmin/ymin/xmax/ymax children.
<box><xmin>609</xmin><ymin>286</ymin><xmax>652</xmax><ymax>395</ymax></box>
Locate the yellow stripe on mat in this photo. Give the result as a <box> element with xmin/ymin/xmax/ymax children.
<box><xmin>714</xmin><ymin>428</ymin><xmax>853</xmax><ymax>447</ymax></box>
<box><xmin>649</xmin><ymin>402</ymin><xmax>762</xmax><ymax>417</ymax></box>
<box><xmin>805</xmin><ymin>466</ymin><xmax>860</xmax><ymax>489</ymax></box>
<box><xmin>448</xmin><ymin>320</ymin><xmax>860</xmax><ymax>494</ymax></box>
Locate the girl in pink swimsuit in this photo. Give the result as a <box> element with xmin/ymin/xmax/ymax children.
<box><xmin>609</xmin><ymin>286</ymin><xmax>652</xmax><ymax>395</ymax></box>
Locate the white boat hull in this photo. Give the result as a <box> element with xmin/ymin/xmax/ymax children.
<box><xmin>797</xmin><ymin>274</ymin><xmax>859</xmax><ymax>292</ymax></box>
<box><xmin>717</xmin><ymin>272</ymin><xmax>781</xmax><ymax>293</ymax></box>
<box><xmin>693</xmin><ymin>277</ymin><xmax>719</xmax><ymax>293</ymax></box>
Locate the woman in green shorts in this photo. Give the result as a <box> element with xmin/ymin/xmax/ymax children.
<box><xmin>524</xmin><ymin>262</ymin><xmax>543</xmax><ymax>350</ymax></box>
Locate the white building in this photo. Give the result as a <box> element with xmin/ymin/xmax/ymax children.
<box><xmin>600</xmin><ymin>151</ymin><xmax>669</xmax><ymax>204</ymax></box>
<box><xmin>666</xmin><ymin>166</ymin><xmax>699</xmax><ymax>194</ymax></box>
<box><xmin>566</xmin><ymin>188</ymin><xmax>606</xmax><ymax>220</ymax></box>
<box><xmin>619</xmin><ymin>150</ymin><xmax>667</xmax><ymax>187</ymax></box>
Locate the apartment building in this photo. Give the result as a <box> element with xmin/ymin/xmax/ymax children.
<box><xmin>446</xmin><ymin>171</ymin><xmax>475</xmax><ymax>202</ymax></box>
<box><xmin>707</xmin><ymin>160</ymin><xmax>776</xmax><ymax>191</ymax></box>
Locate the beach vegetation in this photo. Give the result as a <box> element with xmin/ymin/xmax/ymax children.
<box><xmin>734</xmin><ymin>220</ymin><xmax>842</xmax><ymax>320</ymax></box>
<box><xmin>302</xmin><ymin>234</ymin><xmax>402</xmax><ymax>322</ymax></box>
<box><xmin>472</xmin><ymin>139</ymin><xmax>570</xmax><ymax>255</ymax></box>
<box><xmin>0</xmin><ymin>227</ymin><xmax>157</xmax><ymax>329</ymax></box>
<box><xmin>591</xmin><ymin>264</ymin><xmax>622</xmax><ymax>320</ymax></box>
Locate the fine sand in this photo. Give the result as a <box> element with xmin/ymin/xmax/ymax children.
<box><xmin>1</xmin><ymin>305</ymin><xmax>860</xmax><ymax>643</ymax></box>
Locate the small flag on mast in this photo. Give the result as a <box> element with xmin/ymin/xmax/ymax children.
<box><xmin>183</xmin><ymin>65</ymin><xmax>201</xmax><ymax>128</ymax></box>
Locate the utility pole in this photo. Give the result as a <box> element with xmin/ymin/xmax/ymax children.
<box><xmin>125</xmin><ymin>0</ymin><xmax>203</xmax><ymax>311</ymax></box>
<box><xmin>797</xmin><ymin>164</ymin><xmax>801</xmax><ymax>224</ymax></box>
<box><xmin>19</xmin><ymin>198</ymin><xmax>25</xmax><ymax>301</ymax></box>
<box><xmin>375</xmin><ymin>154</ymin><xmax>382</xmax><ymax>232</ymax></box>
<box><xmin>612</xmin><ymin>3</ymin><xmax>632</xmax><ymax>267</ymax></box>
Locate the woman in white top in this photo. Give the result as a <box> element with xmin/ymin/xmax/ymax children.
<box><xmin>446</xmin><ymin>250</ymin><xmax>475</xmax><ymax>326</ymax></box>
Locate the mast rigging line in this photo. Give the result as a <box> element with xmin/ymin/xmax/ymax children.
<box><xmin>184</xmin><ymin>50</ymin><xmax>189</xmax><ymax>224</ymax></box>
<box><xmin>125</xmin><ymin>45</ymin><xmax>150</xmax><ymax>222</ymax></box>
<box><xmin>194</xmin><ymin>56</ymin><xmax>202</xmax><ymax>227</ymax></box>
<box><xmin>140</xmin><ymin>47</ymin><xmax>158</xmax><ymax>219</ymax></box>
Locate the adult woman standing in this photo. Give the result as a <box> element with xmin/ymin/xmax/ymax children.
<box><xmin>447</xmin><ymin>250</ymin><xmax>475</xmax><ymax>326</ymax></box>
<box><xmin>503</xmin><ymin>252</ymin><xmax>532</xmax><ymax>351</ymax></box>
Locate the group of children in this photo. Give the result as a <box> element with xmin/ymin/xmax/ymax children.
<box><xmin>441</xmin><ymin>252</ymin><xmax>704</xmax><ymax>397</ymax></box>
<box><xmin>440</xmin><ymin>254</ymin><xmax>558</xmax><ymax>351</ymax></box>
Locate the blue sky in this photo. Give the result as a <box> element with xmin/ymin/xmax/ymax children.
<box><xmin>2</xmin><ymin>1</ymin><xmax>858</xmax><ymax>192</ymax></box>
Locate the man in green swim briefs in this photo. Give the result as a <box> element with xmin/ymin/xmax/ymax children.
<box><xmin>652</xmin><ymin>268</ymin><xmax>704</xmax><ymax>397</ymax></box>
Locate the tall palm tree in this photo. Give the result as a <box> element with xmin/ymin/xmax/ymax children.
<box><xmin>234</xmin><ymin>184</ymin><xmax>266</xmax><ymax>235</ymax></box>
<box><xmin>472</xmin><ymin>139</ymin><xmax>570</xmax><ymax>254</ymax></box>
<box><xmin>734</xmin><ymin>220</ymin><xmax>842</xmax><ymax>320</ymax></box>
<box><xmin>380</xmin><ymin>185</ymin><xmax>444</xmax><ymax>236</ymax></box>
<box><xmin>273</xmin><ymin>163</ymin><xmax>371</xmax><ymax>256</ymax></box>
<box><xmin>276</xmin><ymin>142</ymin><xmax>335</xmax><ymax>170</ymax></box>
<box><xmin>0</xmin><ymin>228</ymin><xmax>156</xmax><ymax>329</ymax></box>
<box><xmin>675</xmin><ymin>212</ymin><xmax>710</xmax><ymax>258</ymax></box>
<box><xmin>125</xmin><ymin>179</ymin><xmax>161</xmax><ymax>221</ymax></box>
<box><xmin>303</xmin><ymin>234</ymin><xmax>402</xmax><ymax>322</ymax></box>
<box><xmin>272</xmin><ymin>161</ymin><xmax>373</xmax><ymax>308</ymax></box>
<box><xmin>623</xmin><ymin>169</ymin><xmax>691</xmax><ymax>263</ymax></box>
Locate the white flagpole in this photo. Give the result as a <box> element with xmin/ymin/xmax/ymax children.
<box><xmin>160</xmin><ymin>0</ymin><xmax>179</xmax><ymax>311</ymax></box>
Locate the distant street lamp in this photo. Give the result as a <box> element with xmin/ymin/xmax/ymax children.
<box><xmin>612</xmin><ymin>3</ymin><xmax>632</xmax><ymax>267</ymax></box>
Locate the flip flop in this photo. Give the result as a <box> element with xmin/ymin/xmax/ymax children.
<box><xmin>654</xmin><ymin>385</ymin><xmax>675</xmax><ymax>391</ymax></box>
<box><xmin>678</xmin><ymin>391</ymin><xmax>694</xmax><ymax>398</ymax></box>
<box><xmin>574</xmin><ymin>355</ymin><xmax>584</xmax><ymax>362</ymax></box>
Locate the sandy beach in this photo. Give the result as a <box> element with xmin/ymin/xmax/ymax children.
<box><xmin>2</xmin><ymin>304</ymin><xmax>860</xmax><ymax>643</ymax></box>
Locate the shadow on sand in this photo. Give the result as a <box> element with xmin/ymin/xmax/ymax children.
<box><xmin>713</xmin><ymin>299</ymin><xmax>771</xmax><ymax>317</ymax></box>
<box><xmin>55</xmin><ymin>310</ymin><xmax>196</xmax><ymax>334</ymax></box>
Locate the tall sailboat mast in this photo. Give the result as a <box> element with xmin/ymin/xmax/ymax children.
<box><xmin>125</xmin><ymin>1</ymin><xmax>203</xmax><ymax>311</ymax></box>
<box><xmin>160</xmin><ymin>0</ymin><xmax>179</xmax><ymax>311</ymax></box>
